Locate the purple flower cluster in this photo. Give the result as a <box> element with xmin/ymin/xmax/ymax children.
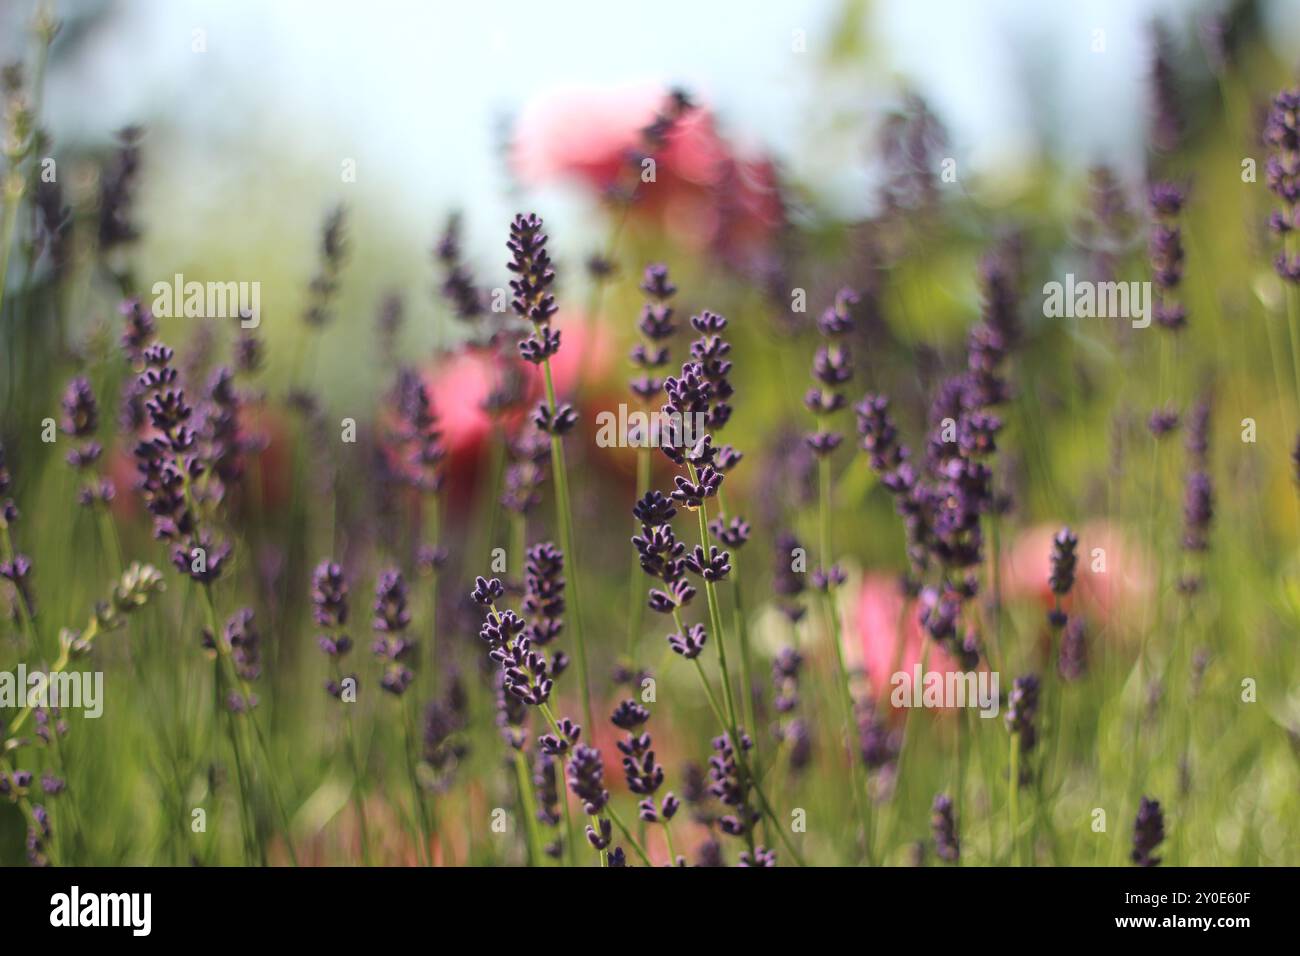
<box><xmin>60</xmin><ymin>377</ymin><xmax>111</xmax><ymax>505</ymax></box>
<box><xmin>931</xmin><ymin>792</ymin><xmax>959</xmax><ymax>863</ymax></box>
<box><xmin>1148</xmin><ymin>183</ymin><xmax>1187</xmax><ymax>331</ymax></box>
<box><xmin>632</xmin><ymin>490</ymin><xmax>692</xmax><ymax>608</ymax></box>
<box><xmin>532</xmin><ymin>752</ymin><xmax>564</xmax><ymax>858</ymax></box>
<box><xmin>805</xmin><ymin>287</ymin><xmax>858</xmax><ymax>458</ymax></box>
<box><xmin>0</xmin><ymin>443</ymin><xmax>36</xmax><ymax>617</ymax></box>
<box><xmin>771</xmin><ymin>531</ymin><xmax>806</xmax><ymax>622</ymax></box>
<box><xmin>372</xmin><ymin>569</ymin><xmax>415</xmax><ymax>695</ymax></box>
<box><xmin>708</xmin><ymin>730</ymin><xmax>758</xmax><ymax>838</ymax></box>
<box><xmin>1265</xmin><ymin>87</ymin><xmax>1300</xmax><ymax>281</ymax></box>
<box><xmin>388</xmin><ymin>368</ymin><xmax>446</xmax><ymax>496</ymax></box>
<box><xmin>98</xmin><ymin>126</ymin><xmax>143</xmax><ymax>252</ymax></box>
<box><xmin>303</xmin><ymin>205</ymin><xmax>348</xmax><ymax>328</ymax></box>
<box><xmin>566</xmin><ymin>743</ymin><xmax>615</xmax><ymax>852</ymax></box>
<box><xmin>501</xmin><ymin>431</ymin><xmax>550</xmax><ymax>516</ymax></box>
<box><xmin>1048</xmin><ymin>526</ymin><xmax>1078</xmax><ymax>628</ymax></box>
<box><xmin>1131</xmin><ymin>795</ymin><xmax>1166</xmax><ymax>866</ymax></box>
<box><xmin>858</xmin><ymin>271</ymin><xmax>1011</xmax><ymax>583</ymax></box>
<box><xmin>222</xmin><ymin>608</ymin><xmax>261</xmax><ymax>712</ymax></box>
<box><xmin>771</xmin><ymin>648</ymin><xmax>811</xmax><ymax>772</ymax></box>
<box><xmin>859</xmin><ymin>705</ymin><xmax>901</xmax><ymax>772</ymax></box>
<box><xmin>128</xmin><ymin>336</ymin><xmax>234</xmax><ymax>585</ymax></box>
<box><xmin>435</xmin><ymin>211</ymin><xmax>487</xmax><ymax>324</ymax></box>
<box><xmin>471</xmin><ymin>566</ymin><xmax>566</xmax><ymax>709</ymax></box>
<box><xmin>522</xmin><ymin>542</ymin><xmax>566</xmax><ymax>646</ymax></box>
<box><xmin>422</xmin><ymin>689</ymin><xmax>469</xmax><ymax>789</ymax></box>
<box><xmin>197</xmin><ymin>367</ymin><xmax>248</xmax><ymax>504</ymax></box>
<box><xmin>610</xmin><ymin>700</ymin><xmax>676</xmax><ymax>825</ymax></box>
<box><xmin>509</xmin><ymin>213</ymin><xmax>578</xmax><ymax>439</ymax></box>
<box><xmin>629</xmin><ymin>263</ymin><xmax>678</xmax><ymax>404</ymax></box>
<box><xmin>1006</xmin><ymin>674</ymin><xmax>1040</xmax><ymax>784</ymax></box>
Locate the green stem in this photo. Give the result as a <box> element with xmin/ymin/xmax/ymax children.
<box><xmin>718</xmin><ymin>487</ymin><xmax>758</xmax><ymax>768</ymax></box>
<box><xmin>0</xmin><ymin>171</ymin><xmax>23</xmax><ymax>325</ymax></box>
<box><xmin>1009</xmin><ymin>731</ymin><xmax>1021</xmax><ymax>866</ymax></box>
<box><xmin>1284</xmin><ymin>229</ymin><xmax>1300</xmax><ymax>404</ymax></box>
<box><xmin>606</xmin><ymin>804</ymin><xmax>652</xmax><ymax>866</ymax></box>
<box><xmin>335</xmin><ymin>659</ymin><xmax>372</xmax><ymax>866</ymax></box>
<box><xmin>542</xmin><ymin>359</ymin><xmax>593</xmax><ymax>733</ymax></box>
<box><xmin>200</xmin><ymin>583</ymin><xmax>299</xmax><ymax>865</ymax></box>
<box><xmin>401</xmin><ymin>697</ymin><xmax>433</xmax><ymax>865</ymax></box>
<box><xmin>536</xmin><ymin>701</ymin><xmax>579</xmax><ymax>867</ymax></box>
<box><xmin>681</xmin><ymin>621</ymin><xmax>805</xmax><ymax>866</ymax></box>
<box><xmin>513</xmin><ymin>749</ymin><xmax>545</xmax><ymax>866</ymax></box>
<box><xmin>817</xmin><ymin>453</ymin><xmax>874</xmax><ymax>864</ymax></box>
<box><xmin>625</xmin><ymin>444</ymin><xmax>651</xmax><ymax>657</ymax></box>
<box><xmin>0</xmin><ymin>522</ymin><xmax>40</xmax><ymax>655</ymax></box>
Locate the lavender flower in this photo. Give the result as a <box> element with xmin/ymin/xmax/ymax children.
<box><xmin>119</xmin><ymin>297</ymin><xmax>156</xmax><ymax>364</ymax></box>
<box><xmin>501</xmin><ymin>431</ymin><xmax>550</xmax><ymax>515</ymax></box>
<box><xmin>630</xmin><ymin>263</ymin><xmax>678</xmax><ymax>404</ymax></box>
<box><xmin>98</xmin><ymin>126</ymin><xmax>143</xmax><ymax>252</ymax></box>
<box><xmin>388</xmin><ymin>368</ymin><xmax>446</xmax><ymax>495</ymax></box>
<box><xmin>1048</xmin><ymin>527</ymin><xmax>1078</xmax><ymax>627</ymax></box>
<box><xmin>667</xmin><ymin>623</ymin><xmax>707</xmax><ymax>659</ymax></box>
<box><xmin>1148</xmin><ymin>183</ymin><xmax>1187</xmax><ymax>331</ymax></box>
<box><xmin>495</xmin><ymin>670</ymin><xmax>527</xmax><ymax>750</ymax></box>
<box><xmin>422</xmin><ymin>694</ymin><xmax>468</xmax><ymax>787</ymax></box>
<box><xmin>1006</xmin><ymin>675</ymin><xmax>1040</xmax><ymax>777</ymax></box>
<box><xmin>708</xmin><ymin>731</ymin><xmax>757</xmax><ymax>838</ymax></box>
<box><xmin>859</xmin><ymin>707</ymin><xmax>900</xmax><ymax>772</ymax></box>
<box><xmin>805</xmin><ymin>288</ymin><xmax>857</xmax><ymax>458</ymax></box>
<box><xmin>303</xmin><ymin>205</ymin><xmax>348</xmax><ymax>327</ymax></box>
<box><xmin>1057</xmin><ymin>615</ymin><xmax>1088</xmax><ymax>680</ymax></box>
<box><xmin>567</xmin><ymin>743</ymin><xmax>609</xmax><ymax>815</ymax></box>
<box><xmin>436</xmin><ymin>212</ymin><xmax>488</xmax><ymax>324</ymax></box>
<box><xmin>1148</xmin><ymin>406</ymin><xmax>1180</xmax><ymax>437</ymax></box>
<box><xmin>372</xmin><ymin>569</ymin><xmax>415</xmax><ymax>695</ymax></box>
<box><xmin>26</xmin><ymin>803</ymin><xmax>51</xmax><ymax>867</ymax></box>
<box><xmin>199</xmin><ymin>367</ymin><xmax>247</xmax><ymax>501</ymax></box>
<box><xmin>738</xmin><ymin>846</ymin><xmax>777</xmax><ymax>867</ymax></box>
<box><xmin>1131</xmin><ymin>796</ymin><xmax>1166</xmax><ymax>866</ymax></box>
<box><xmin>772</xmin><ymin>531</ymin><xmax>806</xmax><ymax>622</ymax></box>
<box><xmin>609</xmin><ymin>699</ymin><xmax>668</xmax><ymax>819</ymax></box>
<box><xmin>509</xmin><ymin>212</ymin><xmax>560</xmax><ymax>345</ymax></box>
<box><xmin>225</xmin><ymin>607</ymin><xmax>261</xmax><ymax>682</ymax></box>
<box><xmin>1181</xmin><ymin>471</ymin><xmax>1214</xmax><ymax>552</ymax></box>
<box><xmin>1266</xmin><ymin>87</ymin><xmax>1300</xmax><ymax>280</ymax></box>
<box><xmin>534</xmin><ymin>753</ymin><xmax>564</xmax><ymax>857</ymax></box>
<box><xmin>471</xmin><ymin>563</ymin><xmax>563</xmax><ymax>709</ymax></box>
<box><xmin>931</xmin><ymin>793</ymin><xmax>959</xmax><ymax>863</ymax></box>
<box><xmin>522</xmin><ymin>542</ymin><xmax>565</xmax><ymax>646</ymax></box>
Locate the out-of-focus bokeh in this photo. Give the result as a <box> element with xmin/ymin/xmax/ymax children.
<box><xmin>4</xmin><ymin>0</ymin><xmax>1296</xmax><ymax>405</ymax></box>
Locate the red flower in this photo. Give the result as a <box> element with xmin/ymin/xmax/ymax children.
<box><xmin>512</xmin><ymin>86</ymin><xmax>783</xmax><ymax>271</ymax></box>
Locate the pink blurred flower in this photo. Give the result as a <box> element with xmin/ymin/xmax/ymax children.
<box><xmin>511</xmin><ymin>86</ymin><xmax>784</xmax><ymax>270</ymax></box>
<box><xmin>847</xmin><ymin>573</ymin><xmax>966</xmax><ymax>707</ymax></box>
<box><xmin>420</xmin><ymin>311</ymin><xmax>615</xmax><ymax>501</ymax></box>
<box><xmin>1001</xmin><ymin>520</ymin><xmax>1152</xmax><ymax>625</ymax></box>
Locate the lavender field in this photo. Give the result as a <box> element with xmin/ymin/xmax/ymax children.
<box><xmin>1</xmin><ymin>0</ymin><xmax>1298</xmax><ymax>870</ymax></box>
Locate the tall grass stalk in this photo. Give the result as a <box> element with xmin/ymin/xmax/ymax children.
<box><xmin>541</xmin><ymin>359</ymin><xmax>593</xmax><ymax>733</ymax></box>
